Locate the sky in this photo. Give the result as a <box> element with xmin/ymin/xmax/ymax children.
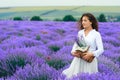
<box><xmin>0</xmin><ymin>0</ymin><xmax>120</xmax><ymax>7</ymax></box>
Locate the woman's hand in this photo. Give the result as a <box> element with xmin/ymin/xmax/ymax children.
<box><xmin>82</xmin><ymin>52</ymin><xmax>94</xmax><ymax>62</ymax></box>
<box><xmin>72</xmin><ymin>52</ymin><xmax>81</xmax><ymax>58</ymax></box>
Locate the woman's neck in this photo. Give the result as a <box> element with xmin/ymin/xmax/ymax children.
<box><xmin>84</xmin><ymin>26</ymin><xmax>93</xmax><ymax>32</ymax></box>
<box><xmin>84</xmin><ymin>26</ymin><xmax>93</xmax><ymax>37</ymax></box>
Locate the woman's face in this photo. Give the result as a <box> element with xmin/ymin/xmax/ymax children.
<box><xmin>82</xmin><ymin>16</ymin><xmax>92</xmax><ymax>29</ymax></box>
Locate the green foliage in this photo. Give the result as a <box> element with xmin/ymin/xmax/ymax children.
<box><xmin>13</xmin><ymin>17</ymin><xmax>23</xmax><ymax>21</ymax></box>
<box><xmin>117</xmin><ymin>16</ymin><xmax>120</xmax><ymax>21</ymax></box>
<box><xmin>0</xmin><ymin>54</ymin><xmax>30</xmax><ymax>78</ymax></box>
<box><xmin>36</xmin><ymin>35</ymin><xmax>41</xmax><ymax>40</ymax></box>
<box><xmin>46</xmin><ymin>59</ymin><xmax>67</xmax><ymax>70</ymax></box>
<box><xmin>6</xmin><ymin>56</ymin><xmax>26</xmax><ymax>70</ymax></box>
<box><xmin>63</xmin><ymin>15</ymin><xmax>76</xmax><ymax>21</ymax></box>
<box><xmin>54</xmin><ymin>18</ymin><xmax>62</xmax><ymax>21</ymax></box>
<box><xmin>36</xmin><ymin>52</ymin><xmax>43</xmax><ymax>58</ymax></box>
<box><xmin>49</xmin><ymin>45</ymin><xmax>60</xmax><ymax>52</ymax></box>
<box><xmin>56</xmin><ymin>29</ymin><xmax>65</xmax><ymax>35</ymax></box>
<box><xmin>117</xmin><ymin>57</ymin><xmax>120</xmax><ymax>62</ymax></box>
<box><xmin>17</xmin><ymin>33</ymin><xmax>23</xmax><ymax>36</ymax></box>
<box><xmin>30</xmin><ymin>16</ymin><xmax>43</xmax><ymax>21</ymax></box>
<box><xmin>98</xmin><ymin>14</ymin><xmax>107</xmax><ymax>22</ymax></box>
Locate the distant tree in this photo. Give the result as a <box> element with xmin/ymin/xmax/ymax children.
<box><xmin>98</xmin><ymin>14</ymin><xmax>107</xmax><ymax>22</ymax></box>
<box><xmin>63</xmin><ymin>15</ymin><xmax>76</xmax><ymax>21</ymax></box>
<box><xmin>30</xmin><ymin>16</ymin><xmax>43</xmax><ymax>21</ymax></box>
<box><xmin>54</xmin><ymin>18</ymin><xmax>62</xmax><ymax>21</ymax></box>
<box><xmin>117</xmin><ymin>16</ymin><xmax>120</xmax><ymax>21</ymax></box>
<box><xmin>13</xmin><ymin>17</ymin><xmax>23</xmax><ymax>21</ymax></box>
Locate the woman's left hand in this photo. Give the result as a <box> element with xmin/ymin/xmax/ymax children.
<box><xmin>82</xmin><ymin>52</ymin><xmax>94</xmax><ymax>61</ymax></box>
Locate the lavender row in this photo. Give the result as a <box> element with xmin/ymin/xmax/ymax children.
<box><xmin>0</xmin><ymin>21</ymin><xmax>120</xmax><ymax>80</ymax></box>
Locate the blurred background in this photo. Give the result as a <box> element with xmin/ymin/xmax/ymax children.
<box><xmin>0</xmin><ymin>0</ymin><xmax>120</xmax><ymax>22</ymax></box>
<box><xmin>0</xmin><ymin>0</ymin><xmax>120</xmax><ymax>80</ymax></box>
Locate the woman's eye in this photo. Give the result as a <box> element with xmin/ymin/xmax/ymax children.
<box><xmin>82</xmin><ymin>20</ymin><xmax>87</xmax><ymax>22</ymax></box>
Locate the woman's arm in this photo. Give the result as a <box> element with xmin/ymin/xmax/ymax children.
<box><xmin>92</xmin><ymin>33</ymin><xmax>104</xmax><ymax>57</ymax></box>
<box><xmin>82</xmin><ymin>32</ymin><xmax>104</xmax><ymax>62</ymax></box>
<box><xmin>71</xmin><ymin>42</ymin><xmax>78</xmax><ymax>54</ymax></box>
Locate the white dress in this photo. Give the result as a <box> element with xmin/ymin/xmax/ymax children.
<box><xmin>62</xmin><ymin>29</ymin><xmax>104</xmax><ymax>79</ymax></box>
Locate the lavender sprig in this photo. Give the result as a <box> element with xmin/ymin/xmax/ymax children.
<box><xmin>75</xmin><ymin>35</ymin><xmax>87</xmax><ymax>47</ymax></box>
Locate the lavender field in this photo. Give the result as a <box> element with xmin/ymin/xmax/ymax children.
<box><xmin>0</xmin><ymin>21</ymin><xmax>120</xmax><ymax>80</ymax></box>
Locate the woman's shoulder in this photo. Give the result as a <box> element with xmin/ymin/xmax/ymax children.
<box><xmin>92</xmin><ymin>29</ymin><xmax>101</xmax><ymax>36</ymax></box>
<box><xmin>78</xmin><ymin>29</ymin><xmax>84</xmax><ymax>34</ymax></box>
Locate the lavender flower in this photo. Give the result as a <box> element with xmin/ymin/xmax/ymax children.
<box><xmin>75</xmin><ymin>35</ymin><xmax>89</xmax><ymax>52</ymax></box>
<box><xmin>0</xmin><ymin>21</ymin><xmax>120</xmax><ymax>79</ymax></box>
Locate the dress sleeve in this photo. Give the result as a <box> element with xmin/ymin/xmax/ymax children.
<box><xmin>71</xmin><ymin>31</ymin><xmax>80</xmax><ymax>54</ymax></box>
<box><xmin>71</xmin><ymin>42</ymin><xmax>78</xmax><ymax>54</ymax></box>
<box><xmin>92</xmin><ymin>33</ymin><xmax>104</xmax><ymax>57</ymax></box>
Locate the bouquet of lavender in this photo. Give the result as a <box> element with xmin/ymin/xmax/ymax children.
<box><xmin>75</xmin><ymin>35</ymin><xmax>89</xmax><ymax>52</ymax></box>
<box><xmin>74</xmin><ymin>35</ymin><xmax>94</xmax><ymax>63</ymax></box>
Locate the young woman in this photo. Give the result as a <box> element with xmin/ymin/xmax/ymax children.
<box><xmin>62</xmin><ymin>13</ymin><xmax>104</xmax><ymax>79</ymax></box>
